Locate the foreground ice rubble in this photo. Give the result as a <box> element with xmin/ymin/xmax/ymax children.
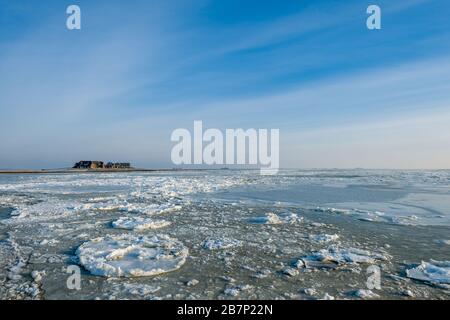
<box><xmin>76</xmin><ymin>234</ymin><xmax>189</xmax><ymax>277</ymax></box>
<box><xmin>112</xmin><ymin>217</ymin><xmax>171</xmax><ymax>231</ymax></box>
<box><xmin>406</xmin><ymin>260</ymin><xmax>450</xmax><ymax>284</ymax></box>
<box><xmin>2</xmin><ymin>170</ymin><xmax>450</xmax><ymax>299</ymax></box>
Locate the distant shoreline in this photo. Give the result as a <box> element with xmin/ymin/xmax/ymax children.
<box><xmin>0</xmin><ymin>168</ymin><xmax>235</xmax><ymax>174</ymax></box>
<box><xmin>0</xmin><ymin>168</ymin><xmax>173</xmax><ymax>174</ymax></box>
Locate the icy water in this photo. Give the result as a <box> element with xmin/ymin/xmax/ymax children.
<box><xmin>0</xmin><ymin>170</ymin><xmax>449</xmax><ymax>300</ymax></box>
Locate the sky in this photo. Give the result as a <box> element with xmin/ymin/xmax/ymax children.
<box><xmin>1</xmin><ymin>0</ymin><xmax>450</xmax><ymax>169</ymax></box>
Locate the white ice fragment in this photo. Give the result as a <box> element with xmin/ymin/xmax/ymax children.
<box><xmin>252</xmin><ymin>269</ymin><xmax>271</xmax><ymax>279</ymax></box>
<box><xmin>303</xmin><ymin>246</ymin><xmax>390</xmax><ymax>266</ymax></box>
<box><xmin>202</xmin><ymin>238</ymin><xmax>242</xmax><ymax>250</ymax></box>
<box><xmin>112</xmin><ymin>216</ymin><xmax>171</xmax><ymax>231</ymax></box>
<box><xmin>248</xmin><ymin>212</ymin><xmax>282</xmax><ymax>224</ymax></box>
<box><xmin>321</xmin><ymin>293</ymin><xmax>335</xmax><ymax>300</ymax></box>
<box><xmin>31</xmin><ymin>270</ymin><xmax>46</xmax><ymax>283</ymax></box>
<box><xmin>400</xmin><ymin>289</ymin><xmax>415</xmax><ymax>297</ymax></box>
<box><xmin>219</xmin><ymin>276</ymin><xmax>235</xmax><ymax>283</ymax></box>
<box><xmin>186</xmin><ymin>279</ymin><xmax>199</xmax><ymax>287</ymax></box>
<box><xmin>294</xmin><ymin>259</ymin><xmax>305</xmax><ymax>269</ymax></box>
<box><xmin>406</xmin><ymin>260</ymin><xmax>450</xmax><ymax>284</ymax></box>
<box><xmin>224</xmin><ymin>284</ymin><xmax>252</xmax><ymax>297</ymax></box>
<box><xmin>311</xmin><ymin>222</ymin><xmax>327</xmax><ymax>227</ymax></box>
<box><xmin>315</xmin><ymin>207</ymin><xmax>351</xmax><ymax>215</ymax></box>
<box><xmin>76</xmin><ymin>234</ymin><xmax>188</xmax><ymax>277</ymax></box>
<box><xmin>302</xmin><ymin>288</ymin><xmax>317</xmax><ymax>296</ymax></box>
<box><xmin>309</xmin><ymin>234</ymin><xmax>340</xmax><ymax>243</ymax></box>
<box><xmin>39</xmin><ymin>239</ymin><xmax>59</xmax><ymax>246</ymax></box>
<box><xmin>353</xmin><ymin>289</ymin><xmax>379</xmax><ymax>299</ymax></box>
<box><xmin>434</xmin><ymin>239</ymin><xmax>450</xmax><ymax>245</ymax></box>
<box><xmin>248</xmin><ymin>212</ymin><xmax>302</xmax><ymax>224</ymax></box>
<box><xmin>281</xmin><ymin>267</ymin><xmax>299</xmax><ymax>277</ymax></box>
<box><xmin>122</xmin><ymin>283</ymin><xmax>161</xmax><ymax>295</ymax></box>
<box><xmin>224</xmin><ymin>287</ymin><xmax>240</xmax><ymax>297</ymax></box>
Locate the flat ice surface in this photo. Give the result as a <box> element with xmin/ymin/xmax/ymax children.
<box><xmin>0</xmin><ymin>169</ymin><xmax>449</xmax><ymax>299</ymax></box>
<box><xmin>76</xmin><ymin>234</ymin><xmax>188</xmax><ymax>277</ymax></box>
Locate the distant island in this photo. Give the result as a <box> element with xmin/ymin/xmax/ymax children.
<box><xmin>72</xmin><ymin>160</ymin><xmax>132</xmax><ymax>169</ymax></box>
<box><xmin>0</xmin><ymin>160</ymin><xmax>144</xmax><ymax>174</ymax></box>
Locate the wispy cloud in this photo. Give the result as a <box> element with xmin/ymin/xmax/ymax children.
<box><xmin>0</xmin><ymin>0</ymin><xmax>449</xmax><ymax>168</ymax></box>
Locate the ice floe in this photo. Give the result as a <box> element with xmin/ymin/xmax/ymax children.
<box><xmin>308</xmin><ymin>234</ymin><xmax>340</xmax><ymax>243</ymax></box>
<box><xmin>315</xmin><ymin>207</ymin><xmax>352</xmax><ymax>215</ymax></box>
<box><xmin>314</xmin><ymin>206</ymin><xmax>425</xmax><ymax>226</ymax></box>
<box><xmin>223</xmin><ymin>284</ymin><xmax>253</xmax><ymax>297</ymax></box>
<box><xmin>301</xmin><ymin>288</ymin><xmax>317</xmax><ymax>296</ymax></box>
<box><xmin>300</xmin><ymin>246</ymin><xmax>390</xmax><ymax>268</ymax></box>
<box><xmin>121</xmin><ymin>283</ymin><xmax>161</xmax><ymax>295</ymax></box>
<box><xmin>76</xmin><ymin>200</ymin><xmax>182</xmax><ymax>216</ymax></box>
<box><xmin>314</xmin><ymin>206</ymin><xmax>389</xmax><ymax>223</ymax></box>
<box><xmin>321</xmin><ymin>293</ymin><xmax>335</xmax><ymax>300</ymax></box>
<box><xmin>6</xmin><ymin>199</ymin><xmax>78</xmax><ymax>222</ymax></box>
<box><xmin>281</xmin><ymin>267</ymin><xmax>299</xmax><ymax>277</ymax></box>
<box><xmin>31</xmin><ymin>270</ymin><xmax>46</xmax><ymax>283</ymax></box>
<box><xmin>406</xmin><ymin>260</ymin><xmax>450</xmax><ymax>284</ymax></box>
<box><xmin>112</xmin><ymin>217</ymin><xmax>171</xmax><ymax>231</ymax></box>
<box><xmin>186</xmin><ymin>279</ymin><xmax>199</xmax><ymax>287</ymax></box>
<box><xmin>434</xmin><ymin>239</ymin><xmax>450</xmax><ymax>245</ymax></box>
<box><xmin>76</xmin><ymin>234</ymin><xmax>188</xmax><ymax>277</ymax></box>
<box><xmin>352</xmin><ymin>289</ymin><xmax>380</xmax><ymax>299</ymax></box>
<box><xmin>248</xmin><ymin>212</ymin><xmax>302</xmax><ymax>224</ymax></box>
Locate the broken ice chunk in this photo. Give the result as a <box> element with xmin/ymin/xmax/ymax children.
<box><xmin>112</xmin><ymin>216</ymin><xmax>171</xmax><ymax>231</ymax></box>
<box><xmin>406</xmin><ymin>260</ymin><xmax>450</xmax><ymax>285</ymax></box>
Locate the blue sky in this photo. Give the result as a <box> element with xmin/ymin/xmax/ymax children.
<box><xmin>1</xmin><ymin>0</ymin><xmax>450</xmax><ymax>169</ymax></box>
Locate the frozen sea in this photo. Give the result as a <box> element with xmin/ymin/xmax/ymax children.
<box><xmin>0</xmin><ymin>169</ymin><xmax>449</xmax><ymax>300</ymax></box>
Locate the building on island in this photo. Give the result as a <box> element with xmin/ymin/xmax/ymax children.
<box><xmin>73</xmin><ymin>161</ymin><xmax>104</xmax><ymax>169</ymax></box>
<box><xmin>73</xmin><ymin>161</ymin><xmax>132</xmax><ymax>169</ymax></box>
<box><xmin>105</xmin><ymin>162</ymin><xmax>131</xmax><ymax>169</ymax></box>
